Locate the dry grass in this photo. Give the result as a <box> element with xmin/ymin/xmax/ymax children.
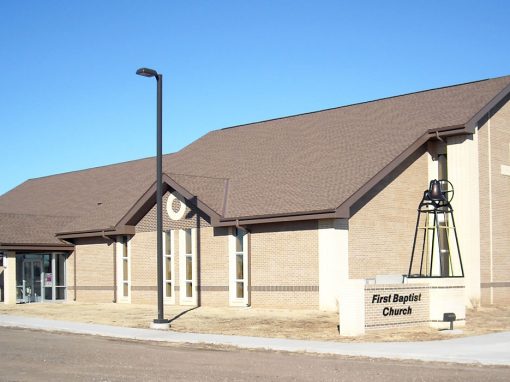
<box><xmin>1</xmin><ymin>302</ymin><xmax>509</xmax><ymax>343</ymax></box>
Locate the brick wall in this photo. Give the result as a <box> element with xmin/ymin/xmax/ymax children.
<box><xmin>478</xmin><ymin>98</ymin><xmax>510</xmax><ymax>305</ymax></box>
<box><xmin>250</xmin><ymin>220</ymin><xmax>319</xmax><ymax>309</ymax></box>
<box><xmin>349</xmin><ymin>150</ymin><xmax>428</xmax><ymax>279</ymax></box>
<box><xmin>128</xmin><ymin>227</ymin><xmax>230</xmax><ymax>306</ymax></box>
<box><xmin>198</xmin><ymin>227</ymin><xmax>229</xmax><ymax>306</ymax></box>
<box><xmin>130</xmin><ymin>231</ymin><xmax>157</xmax><ymax>304</ymax></box>
<box><xmin>131</xmin><ymin>220</ymin><xmax>320</xmax><ymax>309</ymax></box>
<box><xmin>71</xmin><ymin>238</ymin><xmax>114</xmax><ymax>302</ymax></box>
<box><xmin>132</xmin><ymin>190</ymin><xmax>229</xmax><ymax>306</ymax></box>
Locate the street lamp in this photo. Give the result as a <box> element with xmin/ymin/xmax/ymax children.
<box><xmin>136</xmin><ymin>67</ymin><xmax>170</xmax><ymax>329</ymax></box>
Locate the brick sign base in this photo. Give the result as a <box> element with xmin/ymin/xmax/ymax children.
<box><xmin>338</xmin><ymin>278</ymin><xmax>465</xmax><ymax>336</ymax></box>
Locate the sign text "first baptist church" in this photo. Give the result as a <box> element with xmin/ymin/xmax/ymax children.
<box><xmin>371</xmin><ymin>292</ymin><xmax>422</xmax><ymax>316</ymax></box>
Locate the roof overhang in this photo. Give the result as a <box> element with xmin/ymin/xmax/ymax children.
<box><xmin>216</xmin><ymin>209</ymin><xmax>338</xmax><ymax>226</ymax></box>
<box><xmin>464</xmin><ymin>83</ymin><xmax>510</xmax><ymax>133</ymax></box>
<box><xmin>0</xmin><ymin>243</ymin><xmax>74</xmax><ymax>252</ymax></box>
<box><xmin>55</xmin><ymin>225</ymin><xmax>136</xmax><ymax>240</ymax></box>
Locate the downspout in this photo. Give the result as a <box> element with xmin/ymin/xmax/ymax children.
<box><xmin>113</xmin><ymin>239</ymin><xmax>117</xmax><ymax>303</ymax></box>
<box><xmin>247</xmin><ymin>230</ymin><xmax>252</xmax><ymax>307</ymax></box>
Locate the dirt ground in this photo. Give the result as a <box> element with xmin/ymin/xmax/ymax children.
<box><xmin>1</xmin><ymin>302</ymin><xmax>509</xmax><ymax>342</ymax></box>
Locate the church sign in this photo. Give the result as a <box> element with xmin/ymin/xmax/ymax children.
<box><xmin>364</xmin><ymin>285</ymin><xmax>430</xmax><ymax>330</ymax></box>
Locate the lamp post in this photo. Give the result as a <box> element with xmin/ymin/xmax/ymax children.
<box><xmin>136</xmin><ymin>67</ymin><xmax>170</xmax><ymax>329</ymax></box>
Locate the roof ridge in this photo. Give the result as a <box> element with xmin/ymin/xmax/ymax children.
<box><xmin>167</xmin><ymin>172</ymin><xmax>229</xmax><ymax>181</ymax></box>
<box><xmin>216</xmin><ymin>74</ymin><xmax>510</xmax><ymax>132</ymax></box>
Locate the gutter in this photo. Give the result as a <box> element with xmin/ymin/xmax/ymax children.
<box><xmin>56</xmin><ymin>226</ymin><xmax>136</xmax><ymax>240</ymax></box>
<box><xmin>0</xmin><ymin>242</ymin><xmax>74</xmax><ymax>251</ymax></box>
<box><xmin>216</xmin><ymin>209</ymin><xmax>337</xmax><ymax>227</ymax></box>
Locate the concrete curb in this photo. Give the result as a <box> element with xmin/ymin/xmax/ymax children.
<box><xmin>1</xmin><ymin>314</ymin><xmax>509</xmax><ymax>366</ymax></box>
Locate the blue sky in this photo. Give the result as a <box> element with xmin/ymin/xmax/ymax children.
<box><xmin>1</xmin><ymin>0</ymin><xmax>509</xmax><ymax>195</ymax></box>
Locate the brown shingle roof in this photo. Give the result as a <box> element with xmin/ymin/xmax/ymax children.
<box><xmin>0</xmin><ymin>213</ymin><xmax>76</xmax><ymax>245</ymax></box>
<box><xmin>1</xmin><ymin>75</ymin><xmax>510</xmax><ymax>244</ymax></box>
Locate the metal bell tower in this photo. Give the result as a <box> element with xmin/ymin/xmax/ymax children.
<box><xmin>408</xmin><ymin>179</ymin><xmax>464</xmax><ymax>278</ymax></box>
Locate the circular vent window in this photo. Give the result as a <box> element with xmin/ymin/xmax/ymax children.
<box><xmin>166</xmin><ymin>193</ymin><xmax>186</xmax><ymax>221</ymax></box>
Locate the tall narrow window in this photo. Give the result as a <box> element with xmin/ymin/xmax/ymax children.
<box><xmin>116</xmin><ymin>235</ymin><xmax>130</xmax><ymax>302</ymax></box>
<box><xmin>54</xmin><ymin>253</ymin><xmax>67</xmax><ymax>300</ymax></box>
<box><xmin>163</xmin><ymin>230</ymin><xmax>175</xmax><ymax>302</ymax></box>
<box><xmin>184</xmin><ymin>229</ymin><xmax>193</xmax><ymax>298</ymax></box>
<box><xmin>230</xmin><ymin>227</ymin><xmax>248</xmax><ymax>306</ymax></box>
<box><xmin>179</xmin><ymin>228</ymin><xmax>196</xmax><ymax>305</ymax></box>
<box><xmin>122</xmin><ymin>236</ymin><xmax>129</xmax><ymax>297</ymax></box>
<box><xmin>235</xmin><ymin>228</ymin><xmax>245</xmax><ymax>298</ymax></box>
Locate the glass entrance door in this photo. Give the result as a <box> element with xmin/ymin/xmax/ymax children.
<box><xmin>22</xmin><ymin>260</ymin><xmax>42</xmax><ymax>302</ymax></box>
<box><xmin>16</xmin><ymin>253</ymin><xmax>67</xmax><ymax>303</ymax></box>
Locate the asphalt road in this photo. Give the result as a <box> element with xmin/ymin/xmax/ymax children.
<box><xmin>0</xmin><ymin>328</ymin><xmax>508</xmax><ymax>382</ymax></box>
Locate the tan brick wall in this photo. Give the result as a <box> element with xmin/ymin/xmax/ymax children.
<box><xmin>130</xmin><ymin>231</ymin><xmax>157</xmax><ymax>304</ymax></box>
<box><xmin>198</xmin><ymin>227</ymin><xmax>229</xmax><ymax>306</ymax></box>
<box><xmin>250</xmin><ymin>220</ymin><xmax>319</xmax><ymax>309</ymax></box>
<box><xmin>72</xmin><ymin>238</ymin><xmax>114</xmax><ymax>302</ymax></box>
<box><xmin>479</xmin><ymin>121</ymin><xmax>491</xmax><ymax>295</ymax></box>
<box><xmin>130</xmin><ymin>223</ymin><xmax>229</xmax><ymax>306</ymax></box>
<box><xmin>349</xmin><ymin>150</ymin><xmax>428</xmax><ymax>279</ymax></box>
<box><xmin>478</xmin><ymin>98</ymin><xmax>510</xmax><ymax>305</ymax></box>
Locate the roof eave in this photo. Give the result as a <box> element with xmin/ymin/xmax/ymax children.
<box><xmin>216</xmin><ymin>209</ymin><xmax>338</xmax><ymax>227</ymax></box>
<box><xmin>0</xmin><ymin>243</ymin><xmax>74</xmax><ymax>252</ymax></box>
<box><xmin>464</xmin><ymin>82</ymin><xmax>510</xmax><ymax>133</ymax></box>
<box><xmin>55</xmin><ymin>225</ymin><xmax>136</xmax><ymax>240</ymax></box>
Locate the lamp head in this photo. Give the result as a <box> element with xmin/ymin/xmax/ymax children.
<box><xmin>136</xmin><ymin>67</ymin><xmax>158</xmax><ymax>78</ymax></box>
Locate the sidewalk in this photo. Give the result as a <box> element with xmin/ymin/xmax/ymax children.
<box><xmin>1</xmin><ymin>314</ymin><xmax>509</xmax><ymax>366</ymax></box>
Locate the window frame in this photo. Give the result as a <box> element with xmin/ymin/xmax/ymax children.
<box><xmin>229</xmin><ymin>227</ymin><xmax>249</xmax><ymax>306</ymax></box>
<box><xmin>163</xmin><ymin>230</ymin><xmax>176</xmax><ymax>304</ymax></box>
<box><xmin>179</xmin><ymin>228</ymin><xmax>197</xmax><ymax>305</ymax></box>
<box><xmin>116</xmin><ymin>235</ymin><xmax>131</xmax><ymax>303</ymax></box>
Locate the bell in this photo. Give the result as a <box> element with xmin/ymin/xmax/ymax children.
<box><xmin>429</xmin><ymin>180</ymin><xmax>443</xmax><ymax>201</ymax></box>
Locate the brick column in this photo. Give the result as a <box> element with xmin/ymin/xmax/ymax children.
<box><xmin>447</xmin><ymin>133</ymin><xmax>481</xmax><ymax>307</ymax></box>
<box><xmin>318</xmin><ymin>219</ymin><xmax>349</xmax><ymax>311</ymax></box>
<box><xmin>3</xmin><ymin>251</ymin><xmax>17</xmax><ymax>304</ymax></box>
